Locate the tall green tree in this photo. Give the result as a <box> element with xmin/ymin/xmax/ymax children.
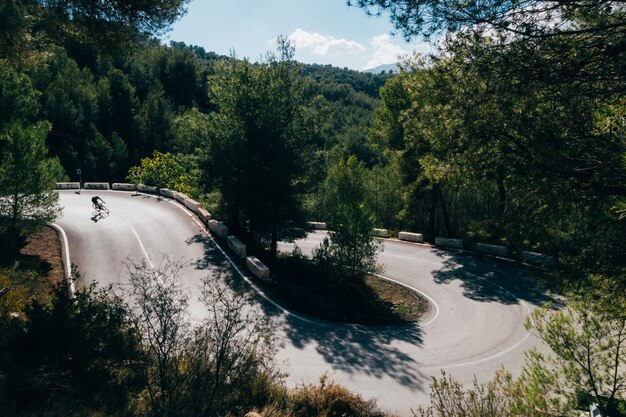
<box><xmin>316</xmin><ymin>155</ymin><xmax>382</xmax><ymax>279</ymax></box>
<box><xmin>349</xmin><ymin>0</ymin><xmax>626</xmax><ymax>96</ymax></box>
<box><xmin>373</xmin><ymin>42</ymin><xmax>626</xmax><ymax>289</ymax></box>
<box><xmin>0</xmin><ymin>121</ymin><xmax>63</xmax><ymax>253</ymax></box>
<box><xmin>205</xmin><ymin>39</ymin><xmax>309</xmax><ymax>260</ymax></box>
<box><xmin>0</xmin><ymin>0</ymin><xmax>190</xmax><ymax>65</ymax></box>
<box><xmin>375</xmin><ymin>67</ymin><xmax>456</xmax><ymax>240</ymax></box>
<box><xmin>0</xmin><ymin>62</ymin><xmax>40</xmax><ymax>129</ymax></box>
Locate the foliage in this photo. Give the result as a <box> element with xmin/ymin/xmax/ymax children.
<box><xmin>0</xmin><ymin>0</ymin><xmax>190</xmax><ymax>65</ymax></box>
<box><xmin>204</xmin><ymin>38</ymin><xmax>309</xmax><ymax>259</ymax></box>
<box><xmin>519</xmin><ymin>301</ymin><xmax>626</xmax><ymax>416</ymax></box>
<box><xmin>349</xmin><ymin>0</ymin><xmax>626</xmax><ymax>97</ymax></box>
<box><xmin>414</xmin><ymin>298</ymin><xmax>626</xmax><ymax>417</ymax></box>
<box><xmin>172</xmin><ymin>107</ymin><xmax>211</xmax><ymax>154</ymax></box>
<box><xmin>127</xmin><ymin>150</ymin><xmax>198</xmax><ymax>196</ymax></box>
<box><xmin>302</xmin><ymin>63</ymin><xmax>391</xmax><ymax>98</ymax></box>
<box><xmin>276</xmin><ymin>375</ymin><xmax>388</xmax><ymax>417</ymax></box>
<box><xmin>124</xmin><ymin>257</ymin><xmax>191</xmax><ymax>417</ymax></box>
<box><xmin>0</xmin><ymin>267</ymin><xmax>40</xmax><ymax>316</ymax></box>
<box><xmin>371</xmin><ymin>36</ymin><xmax>626</xmax><ymax>290</ymax></box>
<box><xmin>353</xmin><ymin>0</ymin><xmax>626</xmax><ymax>295</ymax></box>
<box><xmin>316</xmin><ymin>155</ymin><xmax>382</xmax><ymax>279</ymax></box>
<box><xmin>413</xmin><ymin>370</ymin><xmax>523</xmax><ymax>417</ymax></box>
<box><xmin>0</xmin><ymin>121</ymin><xmax>63</xmax><ymax>253</ymax></box>
<box><xmin>0</xmin><ymin>61</ymin><xmax>41</xmax><ymax>128</ymax></box>
<box><xmin>366</xmin><ymin>160</ymin><xmax>404</xmax><ymax>229</ymax></box>
<box><xmin>0</xmin><ymin>279</ymin><xmax>143</xmax><ymax>416</ymax></box>
<box><xmin>122</xmin><ymin>257</ymin><xmax>275</xmax><ymax>417</ymax></box>
<box><xmin>270</xmin><ymin>248</ymin><xmax>414</xmax><ymax>325</ymax></box>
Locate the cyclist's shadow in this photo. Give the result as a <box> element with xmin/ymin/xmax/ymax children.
<box><xmin>91</xmin><ymin>209</ymin><xmax>110</xmax><ymax>222</ymax></box>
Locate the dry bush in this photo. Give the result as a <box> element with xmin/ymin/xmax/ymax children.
<box><xmin>255</xmin><ymin>375</ymin><xmax>393</xmax><ymax>417</ymax></box>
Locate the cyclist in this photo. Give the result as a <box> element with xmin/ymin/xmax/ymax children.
<box><xmin>91</xmin><ymin>195</ymin><xmax>105</xmax><ymax>211</ymax></box>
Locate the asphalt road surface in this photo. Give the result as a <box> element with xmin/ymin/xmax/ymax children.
<box><xmin>56</xmin><ymin>190</ymin><xmax>553</xmax><ymax>416</ymax></box>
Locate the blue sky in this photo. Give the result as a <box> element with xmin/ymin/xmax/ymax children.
<box><xmin>166</xmin><ymin>0</ymin><xmax>433</xmax><ymax>70</ymax></box>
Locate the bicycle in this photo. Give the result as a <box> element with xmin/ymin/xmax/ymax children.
<box><xmin>92</xmin><ymin>202</ymin><xmax>109</xmax><ymax>217</ymax></box>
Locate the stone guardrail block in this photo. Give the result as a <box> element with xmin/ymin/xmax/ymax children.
<box><xmin>55</xmin><ymin>182</ymin><xmax>80</xmax><ymax>189</ymax></box>
<box><xmin>521</xmin><ymin>250</ymin><xmax>557</xmax><ymax>267</ymax></box>
<box><xmin>246</xmin><ymin>256</ymin><xmax>269</xmax><ymax>280</ymax></box>
<box><xmin>373</xmin><ymin>228</ymin><xmax>390</xmax><ymax>238</ymax></box>
<box><xmin>175</xmin><ymin>192</ymin><xmax>188</xmax><ymax>203</ymax></box>
<box><xmin>159</xmin><ymin>188</ymin><xmax>176</xmax><ymax>199</ymax></box>
<box><xmin>308</xmin><ymin>221</ymin><xmax>327</xmax><ymax>230</ymax></box>
<box><xmin>112</xmin><ymin>183</ymin><xmax>135</xmax><ymax>191</ymax></box>
<box><xmin>476</xmin><ymin>243</ymin><xmax>508</xmax><ymax>257</ymax></box>
<box><xmin>137</xmin><ymin>184</ymin><xmax>157</xmax><ymax>193</ymax></box>
<box><xmin>399</xmin><ymin>231</ymin><xmax>424</xmax><ymax>243</ymax></box>
<box><xmin>227</xmin><ymin>235</ymin><xmax>246</xmax><ymax>258</ymax></box>
<box><xmin>84</xmin><ymin>182</ymin><xmax>110</xmax><ymax>190</ymax></box>
<box><xmin>182</xmin><ymin>197</ymin><xmax>201</xmax><ymax>214</ymax></box>
<box><xmin>435</xmin><ymin>237</ymin><xmax>464</xmax><ymax>249</ymax></box>
<box><xmin>197</xmin><ymin>208</ymin><xmax>211</xmax><ymax>224</ymax></box>
<box><xmin>208</xmin><ymin>220</ymin><xmax>228</xmax><ymax>238</ymax></box>
<box><xmin>589</xmin><ymin>403</ymin><xmax>602</xmax><ymax>417</ymax></box>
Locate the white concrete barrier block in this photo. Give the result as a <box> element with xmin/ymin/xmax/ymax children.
<box><xmin>197</xmin><ymin>208</ymin><xmax>211</xmax><ymax>224</ymax></box>
<box><xmin>589</xmin><ymin>403</ymin><xmax>602</xmax><ymax>417</ymax></box>
<box><xmin>208</xmin><ymin>220</ymin><xmax>228</xmax><ymax>238</ymax></box>
<box><xmin>182</xmin><ymin>197</ymin><xmax>201</xmax><ymax>214</ymax></box>
<box><xmin>521</xmin><ymin>250</ymin><xmax>557</xmax><ymax>266</ymax></box>
<box><xmin>435</xmin><ymin>237</ymin><xmax>464</xmax><ymax>249</ymax></box>
<box><xmin>84</xmin><ymin>182</ymin><xmax>110</xmax><ymax>190</ymax></box>
<box><xmin>137</xmin><ymin>184</ymin><xmax>157</xmax><ymax>194</ymax></box>
<box><xmin>227</xmin><ymin>235</ymin><xmax>246</xmax><ymax>258</ymax></box>
<box><xmin>246</xmin><ymin>256</ymin><xmax>269</xmax><ymax>280</ymax></box>
<box><xmin>159</xmin><ymin>188</ymin><xmax>176</xmax><ymax>198</ymax></box>
<box><xmin>373</xmin><ymin>228</ymin><xmax>390</xmax><ymax>238</ymax></box>
<box><xmin>175</xmin><ymin>192</ymin><xmax>188</xmax><ymax>203</ymax></box>
<box><xmin>112</xmin><ymin>183</ymin><xmax>135</xmax><ymax>191</ymax></box>
<box><xmin>308</xmin><ymin>221</ymin><xmax>327</xmax><ymax>230</ymax></box>
<box><xmin>55</xmin><ymin>182</ymin><xmax>80</xmax><ymax>189</ymax></box>
<box><xmin>399</xmin><ymin>231</ymin><xmax>424</xmax><ymax>243</ymax></box>
<box><xmin>476</xmin><ymin>243</ymin><xmax>508</xmax><ymax>257</ymax></box>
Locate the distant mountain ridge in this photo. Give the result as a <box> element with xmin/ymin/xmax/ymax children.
<box><xmin>364</xmin><ymin>63</ymin><xmax>399</xmax><ymax>74</ymax></box>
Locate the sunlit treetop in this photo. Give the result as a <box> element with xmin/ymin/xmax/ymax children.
<box><xmin>347</xmin><ymin>0</ymin><xmax>626</xmax><ymax>41</ymax></box>
<box><xmin>0</xmin><ymin>0</ymin><xmax>191</xmax><ymax>64</ymax></box>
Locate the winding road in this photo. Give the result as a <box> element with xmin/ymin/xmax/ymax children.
<box><xmin>55</xmin><ymin>189</ymin><xmax>552</xmax><ymax>416</ymax></box>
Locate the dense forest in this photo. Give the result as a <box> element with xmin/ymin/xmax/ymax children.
<box><xmin>3</xmin><ymin>38</ymin><xmax>389</xmax><ymax>187</ymax></box>
<box><xmin>6</xmin><ymin>20</ymin><xmax>622</xmax><ymax>291</ymax></box>
<box><xmin>1</xmin><ymin>0</ymin><xmax>625</xmax><ymax>416</ymax></box>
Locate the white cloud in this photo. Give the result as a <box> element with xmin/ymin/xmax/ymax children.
<box><xmin>288</xmin><ymin>28</ymin><xmax>365</xmax><ymax>57</ymax></box>
<box><xmin>363</xmin><ymin>34</ymin><xmax>409</xmax><ymax>70</ymax></box>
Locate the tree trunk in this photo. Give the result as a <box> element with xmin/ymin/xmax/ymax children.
<box><xmin>428</xmin><ymin>183</ymin><xmax>439</xmax><ymax>241</ymax></box>
<box><xmin>437</xmin><ymin>186</ymin><xmax>453</xmax><ymax>237</ymax></box>
<box><xmin>497</xmin><ymin>177</ymin><xmax>506</xmax><ymax>217</ymax></box>
<box><xmin>228</xmin><ymin>202</ymin><xmax>239</xmax><ymax>234</ymax></box>
<box><xmin>270</xmin><ymin>224</ymin><xmax>278</xmax><ymax>263</ymax></box>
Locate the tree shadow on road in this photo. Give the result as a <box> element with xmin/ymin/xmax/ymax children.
<box><xmin>186</xmin><ymin>234</ymin><xmax>227</xmax><ymax>269</ymax></box>
<box><xmin>430</xmin><ymin>248</ymin><xmax>559</xmax><ymax>308</ymax></box>
<box><xmin>276</xmin><ymin>313</ymin><xmax>427</xmax><ymax>392</ymax></box>
<box><xmin>186</xmin><ymin>232</ymin><xmax>427</xmax><ymax>392</ymax></box>
<box><xmin>185</xmin><ymin>233</ymin><xmax>259</xmax><ymax>296</ymax></box>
